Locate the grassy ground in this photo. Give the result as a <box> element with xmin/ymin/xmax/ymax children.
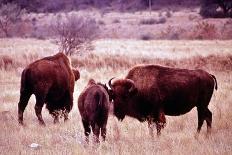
<box><xmin>0</xmin><ymin>38</ymin><xmax>232</xmax><ymax>155</ymax></box>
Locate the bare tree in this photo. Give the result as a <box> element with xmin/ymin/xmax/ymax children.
<box><xmin>0</xmin><ymin>3</ymin><xmax>25</xmax><ymax>37</ymax></box>
<box><xmin>53</xmin><ymin>14</ymin><xmax>99</xmax><ymax>56</ymax></box>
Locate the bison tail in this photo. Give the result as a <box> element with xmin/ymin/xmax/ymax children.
<box><xmin>20</xmin><ymin>68</ymin><xmax>32</xmax><ymax>93</ymax></box>
<box><xmin>97</xmin><ymin>93</ymin><xmax>103</xmax><ymax>108</ymax></box>
<box><xmin>96</xmin><ymin>92</ymin><xmax>106</xmax><ymax>114</ymax></box>
<box><xmin>210</xmin><ymin>74</ymin><xmax>218</xmax><ymax>90</ymax></box>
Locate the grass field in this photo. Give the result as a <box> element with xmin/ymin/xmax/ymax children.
<box><xmin>0</xmin><ymin>38</ymin><xmax>232</xmax><ymax>155</ymax></box>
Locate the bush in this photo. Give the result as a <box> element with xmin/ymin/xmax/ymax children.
<box><xmin>140</xmin><ymin>17</ymin><xmax>166</xmax><ymax>25</ymax></box>
<box><xmin>157</xmin><ymin>17</ymin><xmax>167</xmax><ymax>24</ymax></box>
<box><xmin>165</xmin><ymin>11</ymin><xmax>172</xmax><ymax>18</ymax></box>
<box><xmin>140</xmin><ymin>33</ymin><xmax>154</xmax><ymax>40</ymax></box>
<box><xmin>98</xmin><ymin>20</ymin><xmax>105</xmax><ymax>25</ymax></box>
<box><xmin>139</xmin><ymin>18</ymin><xmax>156</xmax><ymax>25</ymax></box>
<box><xmin>190</xmin><ymin>21</ymin><xmax>217</xmax><ymax>39</ymax></box>
<box><xmin>0</xmin><ymin>54</ymin><xmax>14</xmax><ymax>70</ymax></box>
<box><xmin>0</xmin><ymin>3</ymin><xmax>26</xmax><ymax>37</ymax></box>
<box><xmin>112</xmin><ymin>18</ymin><xmax>120</xmax><ymax>24</ymax></box>
<box><xmin>200</xmin><ymin>0</ymin><xmax>232</xmax><ymax>18</ymax></box>
<box><xmin>52</xmin><ymin>14</ymin><xmax>99</xmax><ymax>55</ymax></box>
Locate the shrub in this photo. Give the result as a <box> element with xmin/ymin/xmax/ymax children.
<box><xmin>157</xmin><ymin>17</ymin><xmax>167</xmax><ymax>24</ymax></box>
<box><xmin>139</xmin><ymin>17</ymin><xmax>166</xmax><ymax>25</ymax></box>
<box><xmin>0</xmin><ymin>3</ymin><xmax>26</xmax><ymax>37</ymax></box>
<box><xmin>112</xmin><ymin>18</ymin><xmax>120</xmax><ymax>24</ymax></box>
<box><xmin>98</xmin><ymin>20</ymin><xmax>105</xmax><ymax>25</ymax></box>
<box><xmin>220</xmin><ymin>19</ymin><xmax>232</xmax><ymax>39</ymax></box>
<box><xmin>200</xmin><ymin>0</ymin><xmax>232</xmax><ymax>18</ymax></box>
<box><xmin>188</xmin><ymin>14</ymin><xmax>198</xmax><ymax>21</ymax></box>
<box><xmin>165</xmin><ymin>11</ymin><xmax>172</xmax><ymax>18</ymax></box>
<box><xmin>52</xmin><ymin>14</ymin><xmax>99</xmax><ymax>55</ymax></box>
<box><xmin>0</xmin><ymin>54</ymin><xmax>14</xmax><ymax>70</ymax></box>
<box><xmin>139</xmin><ymin>18</ymin><xmax>156</xmax><ymax>25</ymax></box>
<box><xmin>191</xmin><ymin>21</ymin><xmax>217</xmax><ymax>39</ymax></box>
<box><xmin>140</xmin><ymin>33</ymin><xmax>154</xmax><ymax>40</ymax></box>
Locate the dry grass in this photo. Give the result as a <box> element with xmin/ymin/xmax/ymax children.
<box><xmin>4</xmin><ymin>10</ymin><xmax>232</xmax><ymax>40</ymax></box>
<box><xmin>0</xmin><ymin>38</ymin><xmax>232</xmax><ymax>155</ymax></box>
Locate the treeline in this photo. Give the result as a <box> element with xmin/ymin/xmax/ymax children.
<box><xmin>200</xmin><ymin>0</ymin><xmax>232</xmax><ymax>18</ymax></box>
<box><xmin>0</xmin><ymin>0</ymin><xmax>231</xmax><ymax>17</ymax></box>
<box><xmin>0</xmin><ymin>0</ymin><xmax>200</xmax><ymax>12</ymax></box>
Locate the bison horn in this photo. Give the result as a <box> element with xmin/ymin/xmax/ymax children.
<box><xmin>108</xmin><ymin>77</ymin><xmax>115</xmax><ymax>89</ymax></box>
<box><xmin>125</xmin><ymin>79</ymin><xmax>136</xmax><ymax>93</ymax></box>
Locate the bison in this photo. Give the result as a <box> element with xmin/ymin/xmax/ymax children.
<box><xmin>109</xmin><ymin>64</ymin><xmax>217</xmax><ymax>136</ymax></box>
<box><xmin>18</xmin><ymin>53</ymin><xmax>80</xmax><ymax>125</ymax></box>
<box><xmin>78</xmin><ymin>79</ymin><xmax>110</xmax><ymax>143</ymax></box>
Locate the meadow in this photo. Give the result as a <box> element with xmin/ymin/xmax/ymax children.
<box><xmin>0</xmin><ymin>38</ymin><xmax>232</xmax><ymax>155</ymax></box>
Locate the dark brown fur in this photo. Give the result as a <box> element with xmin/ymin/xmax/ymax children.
<box><xmin>18</xmin><ymin>53</ymin><xmax>80</xmax><ymax>125</ymax></box>
<box><xmin>109</xmin><ymin>64</ymin><xmax>217</xmax><ymax>136</ymax></box>
<box><xmin>78</xmin><ymin>79</ymin><xmax>110</xmax><ymax>143</ymax></box>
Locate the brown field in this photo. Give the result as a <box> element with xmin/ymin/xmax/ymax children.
<box><xmin>0</xmin><ymin>38</ymin><xmax>232</xmax><ymax>155</ymax></box>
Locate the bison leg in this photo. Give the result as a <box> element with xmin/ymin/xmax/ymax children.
<box><xmin>155</xmin><ymin>122</ymin><xmax>162</xmax><ymax>136</ymax></box>
<box><xmin>147</xmin><ymin>118</ymin><xmax>155</xmax><ymax>137</ymax></box>
<box><xmin>196</xmin><ymin>107</ymin><xmax>212</xmax><ymax>137</ymax></box>
<box><xmin>197</xmin><ymin>107</ymin><xmax>204</xmax><ymax>133</ymax></box>
<box><xmin>35</xmin><ymin>96</ymin><xmax>46</xmax><ymax>126</ymax></box>
<box><xmin>53</xmin><ymin>115</ymin><xmax>59</xmax><ymax>124</ymax></box>
<box><xmin>101</xmin><ymin>124</ymin><xmax>107</xmax><ymax>141</ymax></box>
<box><xmin>92</xmin><ymin>123</ymin><xmax>100</xmax><ymax>143</ymax></box>
<box><xmin>155</xmin><ymin>110</ymin><xmax>166</xmax><ymax>136</ymax></box>
<box><xmin>205</xmin><ymin>108</ymin><xmax>212</xmax><ymax>135</ymax></box>
<box><xmin>82</xmin><ymin>119</ymin><xmax>91</xmax><ymax>143</ymax></box>
<box><xmin>18</xmin><ymin>92</ymin><xmax>31</xmax><ymax>125</ymax></box>
<box><xmin>50</xmin><ymin>110</ymin><xmax>60</xmax><ymax>124</ymax></box>
<box><xmin>63</xmin><ymin>109</ymin><xmax>69</xmax><ymax>122</ymax></box>
<box><xmin>63</xmin><ymin>92</ymin><xmax>73</xmax><ymax>122</ymax></box>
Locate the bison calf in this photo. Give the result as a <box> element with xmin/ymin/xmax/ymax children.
<box><xmin>78</xmin><ymin>79</ymin><xmax>110</xmax><ymax>143</ymax></box>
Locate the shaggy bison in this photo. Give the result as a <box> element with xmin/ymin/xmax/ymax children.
<box><xmin>109</xmin><ymin>64</ymin><xmax>217</xmax><ymax>136</ymax></box>
<box><xmin>18</xmin><ymin>53</ymin><xmax>80</xmax><ymax>125</ymax></box>
<box><xmin>78</xmin><ymin>79</ymin><xmax>110</xmax><ymax>143</ymax></box>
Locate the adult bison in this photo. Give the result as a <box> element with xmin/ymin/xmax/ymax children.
<box><xmin>18</xmin><ymin>53</ymin><xmax>80</xmax><ymax>125</ymax></box>
<box><xmin>78</xmin><ymin>79</ymin><xmax>110</xmax><ymax>143</ymax></box>
<box><xmin>109</xmin><ymin>64</ymin><xmax>217</xmax><ymax>136</ymax></box>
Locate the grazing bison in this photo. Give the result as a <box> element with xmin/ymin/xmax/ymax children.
<box><xmin>18</xmin><ymin>53</ymin><xmax>80</xmax><ymax>125</ymax></box>
<box><xmin>109</xmin><ymin>64</ymin><xmax>217</xmax><ymax>136</ymax></box>
<box><xmin>78</xmin><ymin>79</ymin><xmax>110</xmax><ymax>143</ymax></box>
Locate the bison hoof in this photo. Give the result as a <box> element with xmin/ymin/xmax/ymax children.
<box><xmin>39</xmin><ymin>121</ymin><xmax>46</xmax><ymax>126</ymax></box>
<box><xmin>53</xmin><ymin>119</ymin><xmax>59</xmax><ymax>124</ymax></box>
<box><xmin>64</xmin><ymin>118</ymin><xmax>69</xmax><ymax>122</ymax></box>
<box><xmin>18</xmin><ymin>120</ymin><xmax>23</xmax><ymax>125</ymax></box>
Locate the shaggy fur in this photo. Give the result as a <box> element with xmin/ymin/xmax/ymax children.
<box><xmin>78</xmin><ymin>79</ymin><xmax>110</xmax><ymax>143</ymax></box>
<box><xmin>109</xmin><ymin>64</ymin><xmax>217</xmax><ymax>136</ymax></box>
<box><xmin>18</xmin><ymin>53</ymin><xmax>80</xmax><ymax>125</ymax></box>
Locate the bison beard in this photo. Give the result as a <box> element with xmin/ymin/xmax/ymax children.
<box><xmin>18</xmin><ymin>53</ymin><xmax>80</xmax><ymax>125</ymax></box>
<box><xmin>109</xmin><ymin>64</ymin><xmax>217</xmax><ymax>137</ymax></box>
<box><xmin>78</xmin><ymin>79</ymin><xmax>110</xmax><ymax>143</ymax></box>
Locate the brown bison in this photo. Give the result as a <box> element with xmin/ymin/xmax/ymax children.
<box><xmin>109</xmin><ymin>64</ymin><xmax>217</xmax><ymax>136</ymax></box>
<box><xmin>18</xmin><ymin>53</ymin><xmax>80</xmax><ymax>125</ymax></box>
<box><xmin>78</xmin><ymin>79</ymin><xmax>110</xmax><ymax>143</ymax></box>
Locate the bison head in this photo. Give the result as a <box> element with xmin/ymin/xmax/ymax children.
<box><xmin>108</xmin><ymin>78</ymin><xmax>137</xmax><ymax>121</ymax></box>
<box><xmin>72</xmin><ymin>68</ymin><xmax>80</xmax><ymax>81</ymax></box>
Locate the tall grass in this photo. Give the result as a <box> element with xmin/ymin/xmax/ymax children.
<box><xmin>0</xmin><ymin>39</ymin><xmax>232</xmax><ymax>155</ymax></box>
